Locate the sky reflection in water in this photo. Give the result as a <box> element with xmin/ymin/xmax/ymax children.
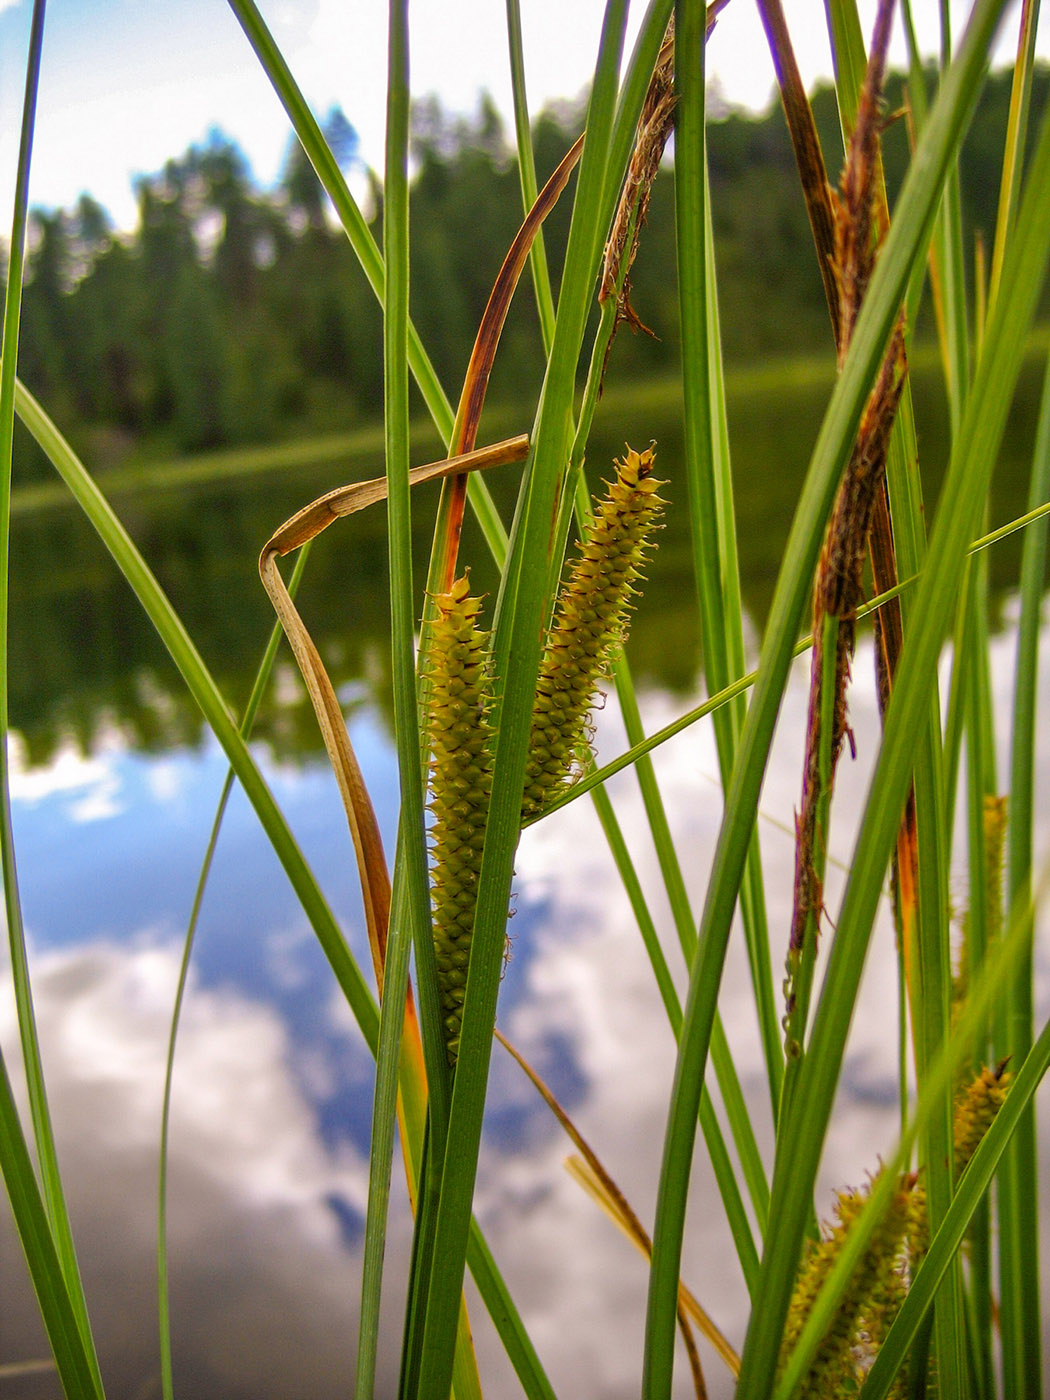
<box><xmin>2</xmin><ymin>627</ymin><xmax>1049</xmax><ymax>1399</ymax></box>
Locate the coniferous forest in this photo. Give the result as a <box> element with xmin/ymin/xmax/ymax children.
<box><xmin>11</xmin><ymin>64</ymin><xmax>1048</xmax><ymax>474</ymax></box>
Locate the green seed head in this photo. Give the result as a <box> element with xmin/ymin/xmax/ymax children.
<box><xmin>424</xmin><ymin>575</ymin><xmax>494</xmax><ymax>1065</ymax></box>
<box><xmin>523</xmin><ymin>445</ymin><xmax>665</xmax><ymax>817</ymax></box>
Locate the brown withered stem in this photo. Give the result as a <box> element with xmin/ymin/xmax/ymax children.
<box><xmin>790</xmin><ymin>329</ymin><xmax>906</xmax><ymax>955</ymax></box>
<box><xmin>600</xmin><ymin>15</ymin><xmax>677</xmax><ymax>346</ymax></box>
<box><xmin>787</xmin><ymin>0</ymin><xmax>907</xmax><ymax>965</ymax></box>
<box><xmin>598</xmin><ymin>2</ymin><xmax>731</xmax><ymax>389</ymax></box>
<box><xmin>755</xmin><ymin>0</ymin><xmax>841</xmax><ymax>339</ymax></box>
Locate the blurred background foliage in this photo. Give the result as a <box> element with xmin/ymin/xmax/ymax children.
<box><xmin>2</xmin><ymin>65</ymin><xmax>1047</xmax><ymax>772</ymax></box>
<box><xmin>7</xmin><ymin>64</ymin><xmax>1048</xmax><ymax>471</ymax></box>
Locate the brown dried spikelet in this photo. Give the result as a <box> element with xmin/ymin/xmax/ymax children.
<box><xmin>600</xmin><ymin>16</ymin><xmax>676</xmax><ymax>340</ymax></box>
<box><xmin>522</xmin><ymin>445</ymin><xmax>665</xmax><ymax>818</ymax></box>
<box><xmin>423</xmin><ymin>574</ymin><xmax>494</xmax><ymax>1065</ymax></box>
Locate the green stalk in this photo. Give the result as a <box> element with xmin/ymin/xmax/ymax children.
<box><xmin>0</xmin><ymin>6</ymin><xmax>105</xmax><ymax>1393</ymax></box>
<box><xmin>408</xmin><ymin>10</ymin><xmax>636</xmax><ymax>1395</ymax></box>
<box><xmin>738</xmin><ymin>48</ymin><xmax>1050</xmax><ymax>1397</ymax></box>
<box><xmin>643</xmin><ymin>5</ymin><xmax>1013</xmax><ymax>1394</ymax></box>
<box><xmin>157</xmin><ymin>547</ymin><xmax>310</xmax><ymax>1400</ymax></box>
<box><xmin>675</xmin><ymin>12</ymin><xmax>781</xmax><ymax>1120</ymax></box>
<box><xmin>225</xmin><ymin>0</ymin><xmax>509</xmax><ymax>562</ymax></box>
<box><xmin>517</xmin><ymin>0</ymin><xmax>770</xmax><ymax>1272</ymax></box>
<box><xmin>989</xmin><ymin>11</ymin><xmax>1043</xmax><ymax>1395</ymax></box>
<box><xmin>860</xmin><ymin>942</ymin><xmax>1050</xmax><ymax>1398</ymax></box>
<box><xmin>362</xmin><ymin>8</ymin><xmax>464</xmax><ymax>1396</ymax></box>
<box><xmin>828</xmin><ymin>5</ymin><xmax>963</xmax><ymax>1386</ymax></box>
<box><xmin>959</xmin><ymin>561</ymin><xmax>997</xmax><ymax>1400</ymax></box>
<box><xmin>778</xmin><ymin>866</ymin><xmax>1043</xmax><ymax>1400</ymax></box>
<box><xmin>1002</xmin><ymin>341</ymin><xmax>1050</xmax><ymax>1400</ymax></box>
<box><xmin>589</xmin><ymin>772</ymin><xmax>762</xmax><ymax>1292</ymax></box>
<box><xmin>505</xmin><ymin>0</ymin><xmax>557</xmax><ymax>355</ymax></box>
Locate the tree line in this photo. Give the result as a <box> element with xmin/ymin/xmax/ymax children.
<box><xmin>10</xmin><ymin>65</ymin><xmax>1047</xmax><ymax>474</ymax></box>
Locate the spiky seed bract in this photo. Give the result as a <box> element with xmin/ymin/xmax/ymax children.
<box><xmin>523</xmin><ymin>445</ymin><xmax>665</xmax><ymax>818</ymax></box>
<box><xmin>423</xmin><ymin>574</ymin><xmax>494</xmax><ymax>1065</ymax></box>
<box><xmin>779</xmin><ymin>1171</ymin><xmax>912</xmax><ymax>1397</ymax></box>
<box><xmin>780</xmin><ymin>1061</ymin><xmax>1010</xmax><ymax>1397</ymax></box>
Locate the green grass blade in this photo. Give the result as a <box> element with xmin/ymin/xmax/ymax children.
<box><xmin>776</xmin><ymin>867</ymin><xmax>1040</xmax><ymax>1400</ymax></box>
<box><xmin>0</xmin><ymin>1053</ymin><xmax>104</xmax><ymax>1399</ymax></box>
<box><xmin>860</xmin><ymin>1001</ymin><xmax>1050</xmax><ymax>1400</ymax></box>
<box><xmin>988</xmin><ymin>0</ymin><xmax>1042</xmax><ymax>309</ymax></box>
<box><xmin>156</xmin><ymin>546</ymin><xmax>310</xmax><ymax>1400</ymax></box>
<box><xmin>14</xmin><ymin>372</ymin><xmax>551</xmax><ymax>1400</ymax></box>
<box><xmin>1001</xmin><ymin>340</ymin><xmax>1050</xmax><ymax>1400</ymax></box>
<box><xmin>643</xmin><ymin>5</ymin><xmax>1012</xmax><ymax>1394</ymax></box>
<box><xmin>225</xmin><ymin>0</ymin><xmax>453</xmax><ymax>444</ymax></box>
<box><xmin>676</xmin><ymin>3</ymin><xmax>781</xmax><ymax>1120</ymax></box>
<box><xmin>989</xmin><ymin>17</ymin><xmax>1045</xmax><ymax>1398</ymax></box>
<box><xmin>464</xmin><ymin>1223</ymin><xmax>558</xmax><ymax>1400</ymax></box>
<box><xmin>359</xmin><ymin>7</ymin><xmax>451</xmax><ymax>1396</ymax></box>
<box><xmin>14</xmin><ymin>377</ymin><xmax>381</xmax><ymax>1049</ymax></box>
<box><xmin>225</xmin><ymin>0</ymin><xmax>516</xmax><ymax>572</ymax></box>
<box><xmin>505</xmin><ymin>0</ymin><xmax>556</xmax><ymax>354</ymax></box>
<box><xmin>410</xmin><ymin>9</ymin><xmax>637</xmax><ymax>1394</ymax></box>
<box><xmin>0</xmin><ymin>6</ymin><xmax>105</xmax><ymax>1391</ymax></box>
<box><xmin>825</xmin><ymin>21</ymin><xmax>963</xmax><ymax>1385</ymax></box>
<box><xmin>735</xmin><ymin>47</ymin><xmax>1050</xmax><ymax>1398</ymax></box>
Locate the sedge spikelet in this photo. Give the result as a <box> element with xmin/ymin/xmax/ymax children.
<box><xmin>523</xmin><ymin>445</ymin><xmax>664</xmax><ymax>817</ymax></box>
<box><xmin>906</xmin><ymin>1062</ymin><xmax>1011</xmax><ymax>1274</ymax></box>
<box><xmin>779</xmin><ymin>1172</ymin><xmax>911</xmax><ymax>1396</ymax></box>
<box><xmin>954</xmin><ymin>1059</ymin><xmax>1011</xmax><ymax>1178</ymax></box>
<box><xmin>423</xmin><ymin>575</ymin><xmax>494</xmax><ymax>1065</ymax></box>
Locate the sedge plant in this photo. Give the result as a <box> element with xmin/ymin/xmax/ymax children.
<box><xmin>1</xmin><ymin>2</ymin><xmax>1049</xmax><ymax>1399</ymax></box>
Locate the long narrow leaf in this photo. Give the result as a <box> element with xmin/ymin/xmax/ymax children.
<box><xmin>736</xmin><ymin>37</ymin><xmax>1050</xmax><ymax>1396</ymax></box>
<box><xmin>644</xmin><ymin>5</ymin><xmax>1011</xmax><ymax>1394</ymax></box>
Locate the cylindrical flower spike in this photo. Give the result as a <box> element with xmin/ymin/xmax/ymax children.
<box><xmin>423</xmin><ymin>575</ymin><xmax>494</xmax><ymax>1065</ymax></box>
<box><xmin>523</xmin><ymin>445</ymin><xmax>665</xmax><ymax>817</ymax></box>
<box><xmin>954</xmin><ymin>1059</ymin><xmax>1011</xmax><ymax>1178</ymax></box>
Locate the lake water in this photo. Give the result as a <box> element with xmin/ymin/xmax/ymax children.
<box><xmin>2</xmin><ymin>363</ymin><xmax>1049</xmax><ymax>1398</ymax></box>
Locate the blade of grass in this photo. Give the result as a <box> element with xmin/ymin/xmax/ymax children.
<box><xmin>815</xmin><ymin>5</ymin><xmax>962</xmax><ymax>1384</ymax></box>
<box><xmin>643</xmin><ymin>5</ymin><xmax>1012</xmax><ymax>1394</ymax></box>
<box><xmin>1002</xmin><ymin>336</ymin><xmax>1050</xmax><ymax>1400</ymax></box>
<box><xmin>735</xmin><ymin>47</ymin><xmax>1050</xmax><ymax>1398</ymax></box>
<box><xmin>676</xmin><ymin>8</ymin><xmax>782</xmax><ymax>1122</ymax></box>
<box><xmin>777</xmin><ymin>864</ymin><xmax>1044</xmax><ymax>1400</ymax></box>
<box><xmin>409</xmin><ymin>8</ymin><xmax>638</xmax><ymax>1395</ymax></box>
<box><xmin>14</xmin><ymin>371</ymin><xmax>558</xmax><ymax>1400</ymax></box>
<box><xmin>157</xmin><ymin>545</ymin><xmax>311</xmax><ymax>1400</ymax></box>
<box><xmin>0</xmin><ymin>1054</ymin><xmax>104</xmax><ymax>1400</ymax></box>
<box><xmin>589</xmin><ymin>765</ymin><xmax>762</xmax><ymax>1291</ymax></box>
<box><xmin>225</xmin><ymin>0</ymin><xmax>510</xmax><ymax>565</ymax></box>
<box><xmin>860</xmin><ymin>952</ymin><xmax>1050</xmax><ymax>1399</ymax></box>
<box><xmin>987</xmin><ymin>12</ymin><xmax>1044</xmax><ymax>1396</ymax></box>
<box><xmin>0</xmin><ymin>5</ymin><xmax>105</xmax><ymax>1392</ymax></box>
<box><xmin>515</xmin><ymin>0</ymin><xmax>770</xmax><ymax>1273</ymax></box>
<box><xmin>360</xmin><ymin>7</ymin><xmax>470</xmax><ymax>1396</ymax></box>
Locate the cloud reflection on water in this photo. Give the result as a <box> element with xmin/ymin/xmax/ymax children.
<box><xmin>1</xmin><ymin>628</ymin><xmax>1048</xmax><ymax>1397</ymax></box>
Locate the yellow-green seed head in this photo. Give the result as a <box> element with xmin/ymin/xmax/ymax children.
<box><xmin>523</xmin><ymin>445</ymin><xmax>665</xmax><ymax>817</ymax></box>
<box><xmin>424</xmin><ymin>575</ymin><xmax>494</xmax><ymax>1065</ymax></box>
<box><xmin>954</xmin><ymin>1060</ymin><xmax>1011</xmax><ymax>1177</ymax></box>
<box><xmin>780</xmin><ymin>1171</ymin><xmax>914</xmax><ymax>1396</ymax></box>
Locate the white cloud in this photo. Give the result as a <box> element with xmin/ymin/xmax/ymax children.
<box><xmin>7</xmin><ymin>734</ymin><xmax>126</xmax><ymax>820</ymax></box>
<box><xmin>0</xmin><ymin>941</ymin><xmax>400</xmax><ymax>1397</ymax></box>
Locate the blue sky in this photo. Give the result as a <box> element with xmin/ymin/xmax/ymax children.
<box><xmin>0</xmin><ymin>1</ymin><xmax>1046</xmax><ymax>232</ymax></box>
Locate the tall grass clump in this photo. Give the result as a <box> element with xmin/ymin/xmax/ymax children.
<box><xmin>2</xmin><ymin>1</ymin><xmax>1050</xmax><ymax>1398</ymax></box>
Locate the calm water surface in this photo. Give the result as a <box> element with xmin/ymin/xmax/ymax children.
<box><xmin>2</xmin><ymin>366</ymin><xmax>1049</xmax><ymax>1398</ymax></box>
